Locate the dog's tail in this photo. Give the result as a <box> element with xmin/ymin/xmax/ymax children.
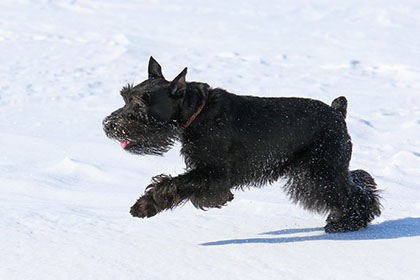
<box><xmin>331</xmin><ymin>96</ymin><xmax>347</xmax><ymax>118</ymax></box>
<box><xmin>348</xmin><ymin>169</ymin><xmax>382</xmax><ymax>224</ymax></box>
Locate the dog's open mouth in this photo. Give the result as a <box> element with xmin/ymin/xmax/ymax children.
<box><xmin>120</xmin><ymin>140</ymin><xmax>129</xmax><ymax>149</ymax></box>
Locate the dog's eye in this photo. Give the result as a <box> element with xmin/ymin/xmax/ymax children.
<box><xmin>141</xmin><ymin>94</ymin><xmax>150</xmax><ymax>104</ymax></box>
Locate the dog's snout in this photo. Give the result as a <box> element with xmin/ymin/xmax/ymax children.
<box><xmin>102</xmin><ymin>117</ymin><xmax>114</xmax><ymax>133</ymax></box>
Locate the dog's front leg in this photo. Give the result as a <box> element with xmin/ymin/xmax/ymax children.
<box><xmin>130</xmin><ymin>174</ymin><xmax>180</xmax><ymax>218</ymax></box>
<box><xmin>130</xmin><ymin>170</ymin><xmax>233</xmax><ymax>218</ymax></box>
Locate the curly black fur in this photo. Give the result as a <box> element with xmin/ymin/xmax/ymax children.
<box><xmin>103</xmin><ymin>57</ymin><xmax>382</xmax><ymax>233</ymax></box>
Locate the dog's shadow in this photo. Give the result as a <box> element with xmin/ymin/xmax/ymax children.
<box><xmin>200</xmin><ymin>217</ymin><xmax>420</xmax><ymax>246</ymax></box>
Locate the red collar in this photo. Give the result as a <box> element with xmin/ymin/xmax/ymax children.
<box><xmin>185</xmin><ymin>94</ymin><xmax>208</xmax><ymax>127</ymax></box>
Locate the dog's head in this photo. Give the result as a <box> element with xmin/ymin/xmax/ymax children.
<box><xmin>103</xmin><ymin>57</ymin><xmax>187</xmax><ymax>155</ymax></box>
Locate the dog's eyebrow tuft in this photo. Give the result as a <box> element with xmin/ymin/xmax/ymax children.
<box><xmin>120</xmin><ymin>84</ymin><xmax>133</xmax><ymax>96</ymax></box>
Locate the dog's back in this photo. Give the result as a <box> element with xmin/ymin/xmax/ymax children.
<box><xmin>197</xmin><ymin>89</ymin><xmax>349</xmax><ymax>155</ymax></box>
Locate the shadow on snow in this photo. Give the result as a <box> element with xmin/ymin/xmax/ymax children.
<box><xmin>200</xmin><ymin>217</ymin><xmax>420</xmax><ymax>246</ymax></box>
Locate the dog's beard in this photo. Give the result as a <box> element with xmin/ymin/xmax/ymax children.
<box><xmin>103</xmin><ymin>115</ymin><xmax>179</xmax><ymax>156</ymax></box>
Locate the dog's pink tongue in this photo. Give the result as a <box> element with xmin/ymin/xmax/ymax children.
<box><xmin>120</xmin><ymin>140</ymin><xmax>128</xmax><ymax>149</ymax></box>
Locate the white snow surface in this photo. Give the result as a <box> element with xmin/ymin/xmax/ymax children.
<box><xmin>1</xmin><ymin>0</ymin><xmax>420</xmax><ymax>279</ymax></box>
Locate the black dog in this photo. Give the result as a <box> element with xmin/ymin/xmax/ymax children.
<box><xmin>103</xmin><ymin>57</ymin><xmax>381</xmax><ymax>233</ymax></box>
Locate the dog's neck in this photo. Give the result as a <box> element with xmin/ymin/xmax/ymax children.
<box><xmin>178</xmin><ymin>82</ymin><xmax>210</xmax><ymax>128</ymax></box>
<box><xmin>185</xmin><ymin>93</ymin><xmax>208</xmax><ymax>127</ymax></box>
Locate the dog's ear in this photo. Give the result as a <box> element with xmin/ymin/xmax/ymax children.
<box><xmin>170</xmin><ymin>67</ymin><xmax>187</xmax><ymax>97</ymax></box>
<box><xmin>148</xmin><ymin>56</ymin><xmax>164</xmax><ymax>79</ymax></box>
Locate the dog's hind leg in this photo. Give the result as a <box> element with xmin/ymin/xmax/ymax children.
<box><xmin>284</xmin><ymin>159</ymin><xmax>352</xmax><ymax>217</ymax></box>
<box><xmin>283</xmin><ymin>127</ymin><xmax>381</xmax><ymax>232</ymax></box>
<box><xmin>324</xmin><ymin>169</ymin><xmax>381</xmax><ymax>233</ymax></box>
<box><xmin>130</xmin><ymin>169</ymin><xmax>234</xmax><ymax>218</ymax></box>
<box><xmin>314</xmin><ymin>140</ymin><xmax>381</xmax><ymax>232</ymax></box>
<box><xmin>285</xmin><ymin>135</ymin><xmax>381</xmax><ymax>233</ymax></box>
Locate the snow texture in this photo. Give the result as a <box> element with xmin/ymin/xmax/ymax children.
<box><xmin>1</xmin><ymin>0</ymin><xmax>420</xmax><ymax>279</ymax></box>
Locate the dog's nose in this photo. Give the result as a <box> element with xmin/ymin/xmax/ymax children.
<box><xmin>102</xmin><ymin>117</ymin><xmax>114</xmax><ymax>133</ymax></box>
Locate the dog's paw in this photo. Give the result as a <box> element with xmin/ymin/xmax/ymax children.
<box><xmin>324</xmin><ymin>219</ymin><xmax>367</xmax><ymax>233</ymax></box>
<box><xmin>130</xmin><ymin>195</ymin><xmax>158</xmax><ymax>218</ymax></box>
<box><xmin>191</xmin><ymin>189</ymin><xmax>234</xmax><ymax>210</ymax></box>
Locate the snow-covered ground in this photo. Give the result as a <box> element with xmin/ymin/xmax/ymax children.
<box><xmin>1</xmin><ymin>0</ymin><xmax>420</xmax><ymax>279</ymax></box>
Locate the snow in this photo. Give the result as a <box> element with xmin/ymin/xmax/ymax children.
<box><xmin>1</xmin><ymin>0</ymin><xmax>420</xmax><ymax>279</ymax></box>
